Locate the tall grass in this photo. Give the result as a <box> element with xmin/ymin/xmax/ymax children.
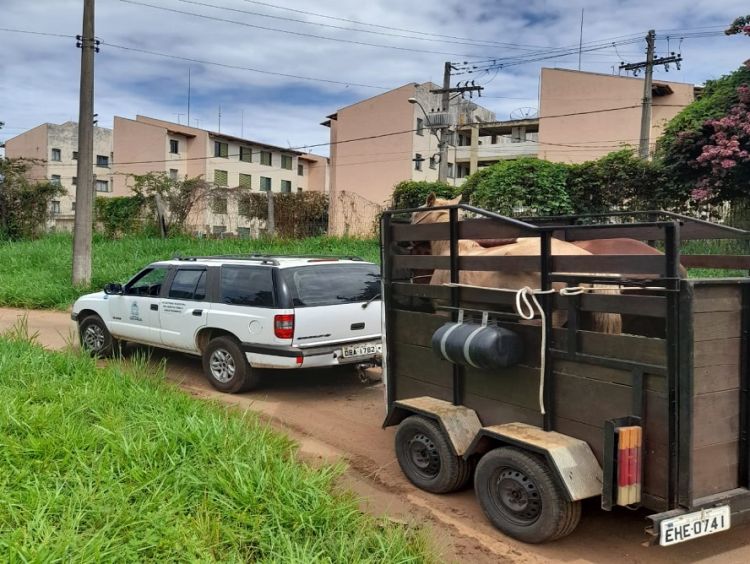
<box><xmin>0</xmin><ymin>332</ymin><xmax>431</xmax><ymax>562</ymax></box>
<box><xmin>0</xmin><ymin>233</ymin><xmax>379</xmax><ymax>310</ymax></box>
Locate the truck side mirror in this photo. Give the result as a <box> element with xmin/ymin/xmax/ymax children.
<box><xmin>104</xmin><ymin>282</ymin><xmax>123</xmax><ymax>295</ymax></box>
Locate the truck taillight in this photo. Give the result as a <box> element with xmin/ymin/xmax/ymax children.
<box><xmin>616</xmin><ymin>425</ymin><xmax>642</xmax><ymax>506</ymax></box>
<box><xmin>274</xmin><ymin>314</ymin><xmax>294</xmax><ymax>339</ymax></box>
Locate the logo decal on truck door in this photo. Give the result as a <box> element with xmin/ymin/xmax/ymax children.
<box><xmin>129</xmin><ymin>302</ymin><xmax>142</xmax><ymax>322</ymax></box>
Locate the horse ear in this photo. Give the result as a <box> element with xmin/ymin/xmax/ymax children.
<box><xmin>450</xmin><ymin>195</ymin><xmax>463</xmax><ymax>205</ymax></box>
<box><xmin>425</xmin><ymin>192</ymin><xmax>436</xmax><ymax>207</ymax></box>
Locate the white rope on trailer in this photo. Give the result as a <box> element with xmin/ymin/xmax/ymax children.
<box><xmin>442</xmin><ymin>282</ymin><xmax>672</xmax><ymax>415</ymax></box>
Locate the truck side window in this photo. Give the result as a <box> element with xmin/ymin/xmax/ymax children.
<box><xmin>125</xmin><ymin>267</ymin><xmax>168</xmax><ymax>297</ymax></box>
<box><xmin>220</xmin><ymin>266</ymin><xmax>275</xmax><ymax>307</ymax></box>
<box><xmin>168</xmin><ymin>269</ymin><xmax>207</xmax><ymax>301</ymax></box>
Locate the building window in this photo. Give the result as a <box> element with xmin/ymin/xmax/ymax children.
<box><xmin>72</xmin><ymin>176</ymin><xmax>78</xmax><ymax>185</ymax></box>
<box><xmin>281</xmin><ymin>155</ymin><xmax>293</xmax><ymax>170</ymax></box>
<box><xmin>447</xmin><ymin>163</ymin><xmax>454</xmax><ymax>178</ymax></box>
<box><xmin>96</xmin><ymin>180</ymin><xmax>109</xmax><ymax>192</ymax></box>
<box><xmin>51</xmin><ymin>148</ymin><xmax>61</xmax><ymax>161</ymax></box>
<box><xmin>416</xmin><ymin>118</ymin><xmax>424</xmax><ymax>136</ymax></box>
<box><xmin>169</xmin><ymin>139</ymin><xmax>179</xmax><ymax>154</ymax></box>
<box><xmin>169</xmin><ymin>169</ymin><xmax>178</xmax><ymax>181</ymax></box>
<box><xmin>260</xmin><ymin>151</ymin><xmax>272</xmax><ymax>166</ymax></box>
<box><xmin>72</xmin><ymin>201</ymin><xmax>76</xmax><ymax>211</ymax></box>
<box><xmin>238</xmin><ymin>227</ymin><xmax>251</xmax><ymax>239</ymax></box>
<box><xmin>96</xmin><ymin>154</ymin><xmax>109</xmax><ymax>167</ymax></box>
<box><xmin>414</xmin><ymin>153</ymin><xmax>423</xmax><ymax>171</ymax></box>
<box><xmin>429</xmin><ymin>156</ymin><xmax>437</xmax><ymax>169</ymax></box>
<box><xmin>212</xmin><ymin>197</ymin><xmax>228</xmax><ymax>214</ymax></box>
<box><xmin>297</xmin><ymin>163</ymin><xmax>304</xmax><ymax>176</ymax></box>
<box><xmin>240</xmin><ymin>146</ymin><xmax>252</xmax><ymax>163</ymax></box>
<box><xmin>51</xmin><ymin>175</ymin><xmax>61</xmax><ymax>185</ymax></box>
<box><xmin>239</xmin><ymin>173</ymin><xmax>252</xmax><ymax>188</ymax></box>
<box><xmin>72</xmin><ymin>151</ymin><xmax>78</xmax><ymax>160</ymax></box>
<box><xmin>260</xmin><ymin>176</ymin><xmax>271</xmax><ymax>191</ymax></box>
<box><xmin>297</xmin><ymin>187</ymin><xmax>303</xmax><ymax>193</ymax></box>
<box><xmin>50</xmin><ymin>200</ymin><xmax>61</xmax><ymax>215</ymax></box>
<box><xmin>214</xmin><ymin>169</ymin><xmax>228</xmax><ymax>187</ymax></box>
<box><xmin>212</xmin><ymin>225</ymin><xmax>227</xmax><ymax>236</ymax></box>
<box><xmin>280</xmin><ymin>180</ymin><xmax>292</xmax><ymax>193</ymax></box>
<box><xmin>214</xmin><ymin>141</ymin><xmax>229</xmax><ymax>158</ymax></box>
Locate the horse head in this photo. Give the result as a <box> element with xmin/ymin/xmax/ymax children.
<box><xmin>411</xmin><ymin>193</ymin><xmax>462</xmax><ymax>225</ymax></box>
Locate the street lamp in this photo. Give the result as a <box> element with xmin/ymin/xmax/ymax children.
<box><xmin>408</xmin><ymin>97</ymin><xmax>448</xmax><ymax>182</ymax></box>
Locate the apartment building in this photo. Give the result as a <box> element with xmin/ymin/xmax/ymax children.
<box><xmin>322</xmin><ymin>82</ymin><xmax>496</xmax><ymax>207</ymax></box>
<box><xmin>112</xmin><ymin>116</ymin><xmax>328</xmax><ymax>235</ymax></box>
<box><xmin>537</xmin><ymin>68</ymin><xmax>696</xmax><ymax>163</ymax></box>
<box><xmin>4</xmin><ymin>121</ymin><xmax>114</xmax><ymax>231</ymax></box>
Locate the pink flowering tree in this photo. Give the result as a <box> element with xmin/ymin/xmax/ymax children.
<box><xmin>726</xmin><ymin>15</ymin><xmax>750</xmax><ymax>37</ymax></box>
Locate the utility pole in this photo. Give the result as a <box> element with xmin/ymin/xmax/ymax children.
<box><xmin>620</xmin><ymin>30</ymin><xmax>681</xmax><ymax>159</ymax></box>
<box><xmin>428</xmin><ymin>62</ymin><xmax>484</xmax><ymax>182</ymax></box>
<box><xmin>72</xmin><ymin>0</ymin><xmax>96</xmax><ymax>286</ymax></box>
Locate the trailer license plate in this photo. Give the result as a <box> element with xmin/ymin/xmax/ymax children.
<box><xmin>659</xmin><ymin>506</ymin><xmax>730</xmax><ymax>546</ymax></box>
<box><xmin>342</xmin><ymin>342</ymin><xmax>381</xmax><ymax>358</ymax></box>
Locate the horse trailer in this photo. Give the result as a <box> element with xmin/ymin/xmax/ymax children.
<box><xmin>381</xmin><ymin>202</ymin><xmax>750</xmax><ymax>545</ymax></box>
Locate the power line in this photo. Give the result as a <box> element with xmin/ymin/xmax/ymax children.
<box><xmin>238</xmin><ymin>0</ymin><xmax>552</xmax><ymax>50</ymax></box>
<box><xmin>102</xmin><ymin>41</ymin><xmax>389</xmax><ymax>90</ymax></box>
<box><xmin>175</xmin><ymin>0</ymin><xmax>538</xmax><ymax>51</ymax></box>
<box><xmin>0</xmin><ymin>27</ymin><xmax>74</xmax><ymax>39</ymax></box>
<box><xmin>118</xmin><ymin>0</ymin><xmax>484</xmax><ymax>58</ymax></box>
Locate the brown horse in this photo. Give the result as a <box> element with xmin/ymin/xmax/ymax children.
<box><xmin>412</xmin><ymin>195</ymin><xmax>621</xmax><ymax>334</ymax></box>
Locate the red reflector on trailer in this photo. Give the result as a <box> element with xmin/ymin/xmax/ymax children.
<box><xmin>616</xmin><ymin>426</ymin><xmax>642</xmax><ymax>506</ymax></box>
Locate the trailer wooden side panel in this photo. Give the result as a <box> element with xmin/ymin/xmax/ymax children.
<box><xmin>691</xmin><ymin>284</ymin><xmax>743</xmax><ymax>498</ymax></box>
<box><xmin>390</xmin><ymin>307</ymin><xmax>669</xmax><ymax>505</ymax></box>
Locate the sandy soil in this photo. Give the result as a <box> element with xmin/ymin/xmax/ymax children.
<box><xmin>2</xmin><ymin>307</ymin><xmax>749</xmax><ymax>564</ymax></box>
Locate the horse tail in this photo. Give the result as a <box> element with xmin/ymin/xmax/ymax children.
<box><xmin>589</xmin><ymin>284</ymin><xmax>622</xmax><ymax>334</ymax></box>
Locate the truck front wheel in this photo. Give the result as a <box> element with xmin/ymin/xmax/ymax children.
<box><xmin>474</xmin><ymin>446</ymin><xmax>581</xmax><ymax>543</ymax></box>
<box><xmin>394</xmin><ymin>415</ymin><xmax>472</xmax><ymax>494</ymax></box>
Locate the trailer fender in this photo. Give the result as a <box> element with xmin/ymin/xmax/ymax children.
<box><xmin>383</xmin><ymin>397</ymin><xmax>482</xmax><ymax>456</ymax></box>
<box><xmin>465</xmin><ymin>422</ymin><xmax>603</xmax><ymax>501</ymax></box>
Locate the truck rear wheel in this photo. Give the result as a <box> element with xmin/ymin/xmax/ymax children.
<box><xmin>203</xmin><ymin>336</ymin><xmax>259</xmax><ymax>393</ymax></box>
<box><xmin>474</xmin><ymin>447</ymin><xmax>581</xmax><ymax>543</ymax></box>
<box><xmin>394</xmin><ymin>415</ymin><xmax>472</xmax><ymax>494</ymax></box>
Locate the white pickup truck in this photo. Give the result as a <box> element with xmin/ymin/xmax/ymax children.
<box><xmin>72</xmin><ymin>255</ymin><xmax>382</xmax><ymax>392</ymax></box>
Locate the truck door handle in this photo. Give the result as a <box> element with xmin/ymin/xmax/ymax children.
<box><xmin>351</xmin><ymin>322</ymin><xmax>365</xmax><ymax>330</ymax></box>
<box><xmin>192</xmin><ymin>309</ymin><xmax>203</xmax><ymax>316</ymax></box>
<box><xmin>151</xmin><ymin>304</ymin><xmax>158</xmax><ymax>311</ymax></box>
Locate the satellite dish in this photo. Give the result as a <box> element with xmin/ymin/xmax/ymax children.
<box><xmin>509</xmin><ymin>107</ymin><xmax>538</xmax><ymax>120</ymax></box>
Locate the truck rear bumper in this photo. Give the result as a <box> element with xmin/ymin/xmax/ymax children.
<box><xmin>241</xmin><ymin>340</ymin><xmax>381</xmax><ymax>369</ymax></box>
<box><xmin>645</xmin><ymin>488</ymin><xmax>750</xmax><ymax>545</ymax></box>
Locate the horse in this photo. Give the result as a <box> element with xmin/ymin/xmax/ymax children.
<box><xmin>412</xmin><ymin>195</ymin><xmax>622</xmax><ymax>334</ymax></box>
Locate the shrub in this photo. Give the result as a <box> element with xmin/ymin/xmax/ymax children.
<box><xmin>391</xmin><ymin>180</ymin><xmax>458</xmax><ymax>209</ymax></box>
<box><xmin>469</xmin><ymin>158</ymin><xmax>572</xmax><ymax>216</ymax></box>
<box><xmin>95</xmin><ymin>196</ymin><xmax>145</xmax><ymax>238</ymax></box>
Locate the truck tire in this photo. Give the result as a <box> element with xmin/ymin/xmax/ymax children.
<box><xmin>203</xmin><ymin>336</ymin><xmax>259</xmax><ymax>393</ymax></box>
<box><xmin>79</xmin><ymin>315</ymin><xmax>119</xmax><ymax>357</ymax></box>
<box><xmin>474</xmin><ymin>447</ymin><xmax>581</xmax><ymax>544</ymax></box>
<box><xmin>395</xmin><ymin>415</ymin><xmax>472</xmax><ymax>494</ymax></box>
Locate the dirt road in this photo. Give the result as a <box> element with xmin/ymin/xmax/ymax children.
<box><xmin>2</xmin><ymin>307</ymin><xmax>749</xmax><ymax>563</ymax></box>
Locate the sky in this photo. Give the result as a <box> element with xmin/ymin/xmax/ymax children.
<box><xmin>0</xmin><ymin>0</ymin><xmax>748</xmax><ymax>157</ymax></box>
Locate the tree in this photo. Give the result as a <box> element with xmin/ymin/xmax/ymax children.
<box><xmin>391</xmin><ymin>180</ymin><xmax>458</xmax><ymax>209</ymax></box>
<box><xmin>0</xmin><ymin>158</ymin><xmax>65</xmax><ymax>240</ymax></box>
<box><xmin>468</xmin><ymin>158</ymin><xmax>573</xmax><ymax>216</ymax></box>
<box><xmin>658</xmin><ymin>63</ymin><xmax>750</xmax><ymax>202</ymax></box>
<box><xmin>130</xmin><ymin>172</ymin><xmax>210</xmax><ymax>236</ymax></box>
<box><xmin>726</xmin><ymin>15</ymin><xmax>750</xmax><ymax>36</ymax></box>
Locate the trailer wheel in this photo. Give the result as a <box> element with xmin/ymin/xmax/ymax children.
<box><xmin>474</xmin><ymin>447</ymin><xmax>581</xmax><ymax>543</ymax></box>
<box><xmin>395</xmin><ymin>415</ymin><xmax>471</xmax><ymax>494</ymax></box>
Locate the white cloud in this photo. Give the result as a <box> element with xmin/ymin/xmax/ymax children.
<box><xmin>1</xmin><ymin>0</ymin><xmax>748</xmax><ymax>156</ymax></box>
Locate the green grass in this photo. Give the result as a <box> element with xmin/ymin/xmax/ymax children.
<box><xmin>0</xmin><ymin>329</ymin><xmax>431</xmax><ymax>563</ymax></box>
<box><xmin>0</xmin><ymin>234</ymin><xmax>380</xmax><ymax>310</ymax></box>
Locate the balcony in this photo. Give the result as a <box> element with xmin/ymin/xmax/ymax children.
<box><xmin>453</xmin><ymin>135</ymin><xmax>539</xmax><ymax>163</ymax></box>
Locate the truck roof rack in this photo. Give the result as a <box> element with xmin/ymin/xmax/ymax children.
<box><xmin>170</xmin><ymin>254</ymin><xmax>365</xmax><ymax>265</ymax></box>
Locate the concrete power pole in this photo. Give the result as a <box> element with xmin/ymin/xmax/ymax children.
<box><xmin>638</xmin><ymin>30</ymin><xmax>656</xmax><ymax>159</ymax></box>
<box><xmin>438</xmin><ymin>61</ymin><xmax>451</xmax><ymax>183</ymax></box>
<box><xmin>72</xmin><ymin>0</ymin><xmax>96</xmax><ymax>286</ymax></box>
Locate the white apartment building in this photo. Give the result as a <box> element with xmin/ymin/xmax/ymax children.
<box><xmin>4</xmin><ymin>122</ymin><xmax>114</xmax><ymax>231</ymax></box>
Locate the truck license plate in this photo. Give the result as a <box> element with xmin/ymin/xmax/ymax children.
<box><xmin>342</xmin><ymin>342</ymin><xmax>382</xmax><ymax>358</ymax></box>
<box><xmin>659</xmin><ymin>506</ymin><xmax>730</xmax><ymax>546</ymax></box>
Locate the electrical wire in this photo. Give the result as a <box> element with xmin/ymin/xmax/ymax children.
<box><xmin>118</xmin><ymin>0</ymin><xmax>484</xmax><ymax>59</ymax></box>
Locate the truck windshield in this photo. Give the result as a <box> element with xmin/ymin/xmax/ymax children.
<box><xmin>281</xmin><ymin>264</ymin><xmax>381</xmax><ymax>307</ymax></box>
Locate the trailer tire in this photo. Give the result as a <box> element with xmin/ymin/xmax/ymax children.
<box><xmin>474</xmin><ymin>446</ymin><xmax>581</xmax><ymax>544</ymax></box>
<box><xmin>395</xmin><ymin>415</ymin><xmax>471</xmax><ymax>494</ymax></box>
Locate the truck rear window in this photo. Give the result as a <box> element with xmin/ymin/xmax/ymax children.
<box><xmin>282</xmin><ymin>264</ymin><xmax>380</xmax><ymax>307</ymax></box>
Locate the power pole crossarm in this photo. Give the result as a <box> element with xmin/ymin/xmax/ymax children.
<box><xmin>72</xmin><ymin>0</ymin><xmax>96</xmax><ymax>286</ymax></box>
